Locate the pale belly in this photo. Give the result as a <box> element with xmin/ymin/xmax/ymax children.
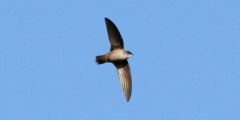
<box><xmin>108</xmin><ymin>50</ymin><xmax>128</xmax><ymax>61</ymax></box>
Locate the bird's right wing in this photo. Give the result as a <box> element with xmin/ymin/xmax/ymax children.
<box><xmin>105</xmin><ymin>18</ymin><xmax>124</xmax><ymax>51</ymax></box>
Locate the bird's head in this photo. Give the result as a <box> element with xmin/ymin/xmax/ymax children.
<box><xmin>126</xmin><ymin>51</ymin><xmax>133</xmax><ymax>58</ymax></box>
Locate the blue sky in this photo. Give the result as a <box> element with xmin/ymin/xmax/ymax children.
<box><xmin>1</xmin><ymin>0</ymin><xmax>240</xmax><ymax>119</ymax></box>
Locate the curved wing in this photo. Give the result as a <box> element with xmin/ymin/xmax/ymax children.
<box><xmin>113</xmin><ymin>60</ymin><xmax>132</xmax><ymax>102</ymax></box>
<box><xmin>105</xmin><ymin>18</ymin><xmax>124</xmax><ymax>51</ymax></box>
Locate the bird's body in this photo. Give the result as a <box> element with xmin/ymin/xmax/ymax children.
<box><xmin>95</xmin><ymin>18</ymin><xmax>133</xmax><ymax>102</ymax></box>
<box><xmin>96</xmin><ymin>49</ymin><xmax>132</xmax><ymax>64</ymax></box>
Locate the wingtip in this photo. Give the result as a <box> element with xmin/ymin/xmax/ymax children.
<box><xmin>105</xmin><ymin>17</ymin><xmax>112</xmax><ymax>23</ymax></box>
<box><xmin>125</xmin><ymin>94</ymin><xmax>131</xmax><ymax>102</ymax></box>
<box><xmin>104</xmin><ymin>17</ymin><xmax>108</xmax><ymax>21</ymax></box>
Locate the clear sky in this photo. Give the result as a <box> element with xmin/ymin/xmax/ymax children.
<box><xmin>1</xmin><ymin>0</ymin><xmax>240</xmax><ymax>120</ymax></box>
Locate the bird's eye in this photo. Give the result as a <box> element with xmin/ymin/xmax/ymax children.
<box><xmin>127</xmin><ymin>51</ymin><xmax>132</xmax><ymax>54</ymax></box>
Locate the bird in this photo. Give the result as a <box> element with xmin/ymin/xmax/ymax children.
<box><xmin>95</xmin><ymin>18</ymin><xmax>133</xmax><ymax>102</ymax></box>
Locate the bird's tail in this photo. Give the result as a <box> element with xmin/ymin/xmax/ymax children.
<box><xmin>96</xmin><ymin>55</ymin><xmax>107</xmax><ymax>64</ymax></box>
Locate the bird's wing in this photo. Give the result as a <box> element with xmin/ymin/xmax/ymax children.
<box><xmin>105</xmin><ymin>18</ymin><xmax>124</xmax><ymax>51</ymax></box>
<box><xmin>113</xmin><ymin>60</ymin><xmax>132</xmax><ymax>102</ymax></box>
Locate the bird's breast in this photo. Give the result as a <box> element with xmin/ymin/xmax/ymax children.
<box><xmin>108</xmin><ymin>50</ymin><xmax>128</xmax><ymax>61</ymax></box>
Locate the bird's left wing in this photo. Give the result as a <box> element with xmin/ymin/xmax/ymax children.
<box><xmin>113</xmin><ymin>60</ymin><xmax>132</xmax><ymax>102</ymax></box>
